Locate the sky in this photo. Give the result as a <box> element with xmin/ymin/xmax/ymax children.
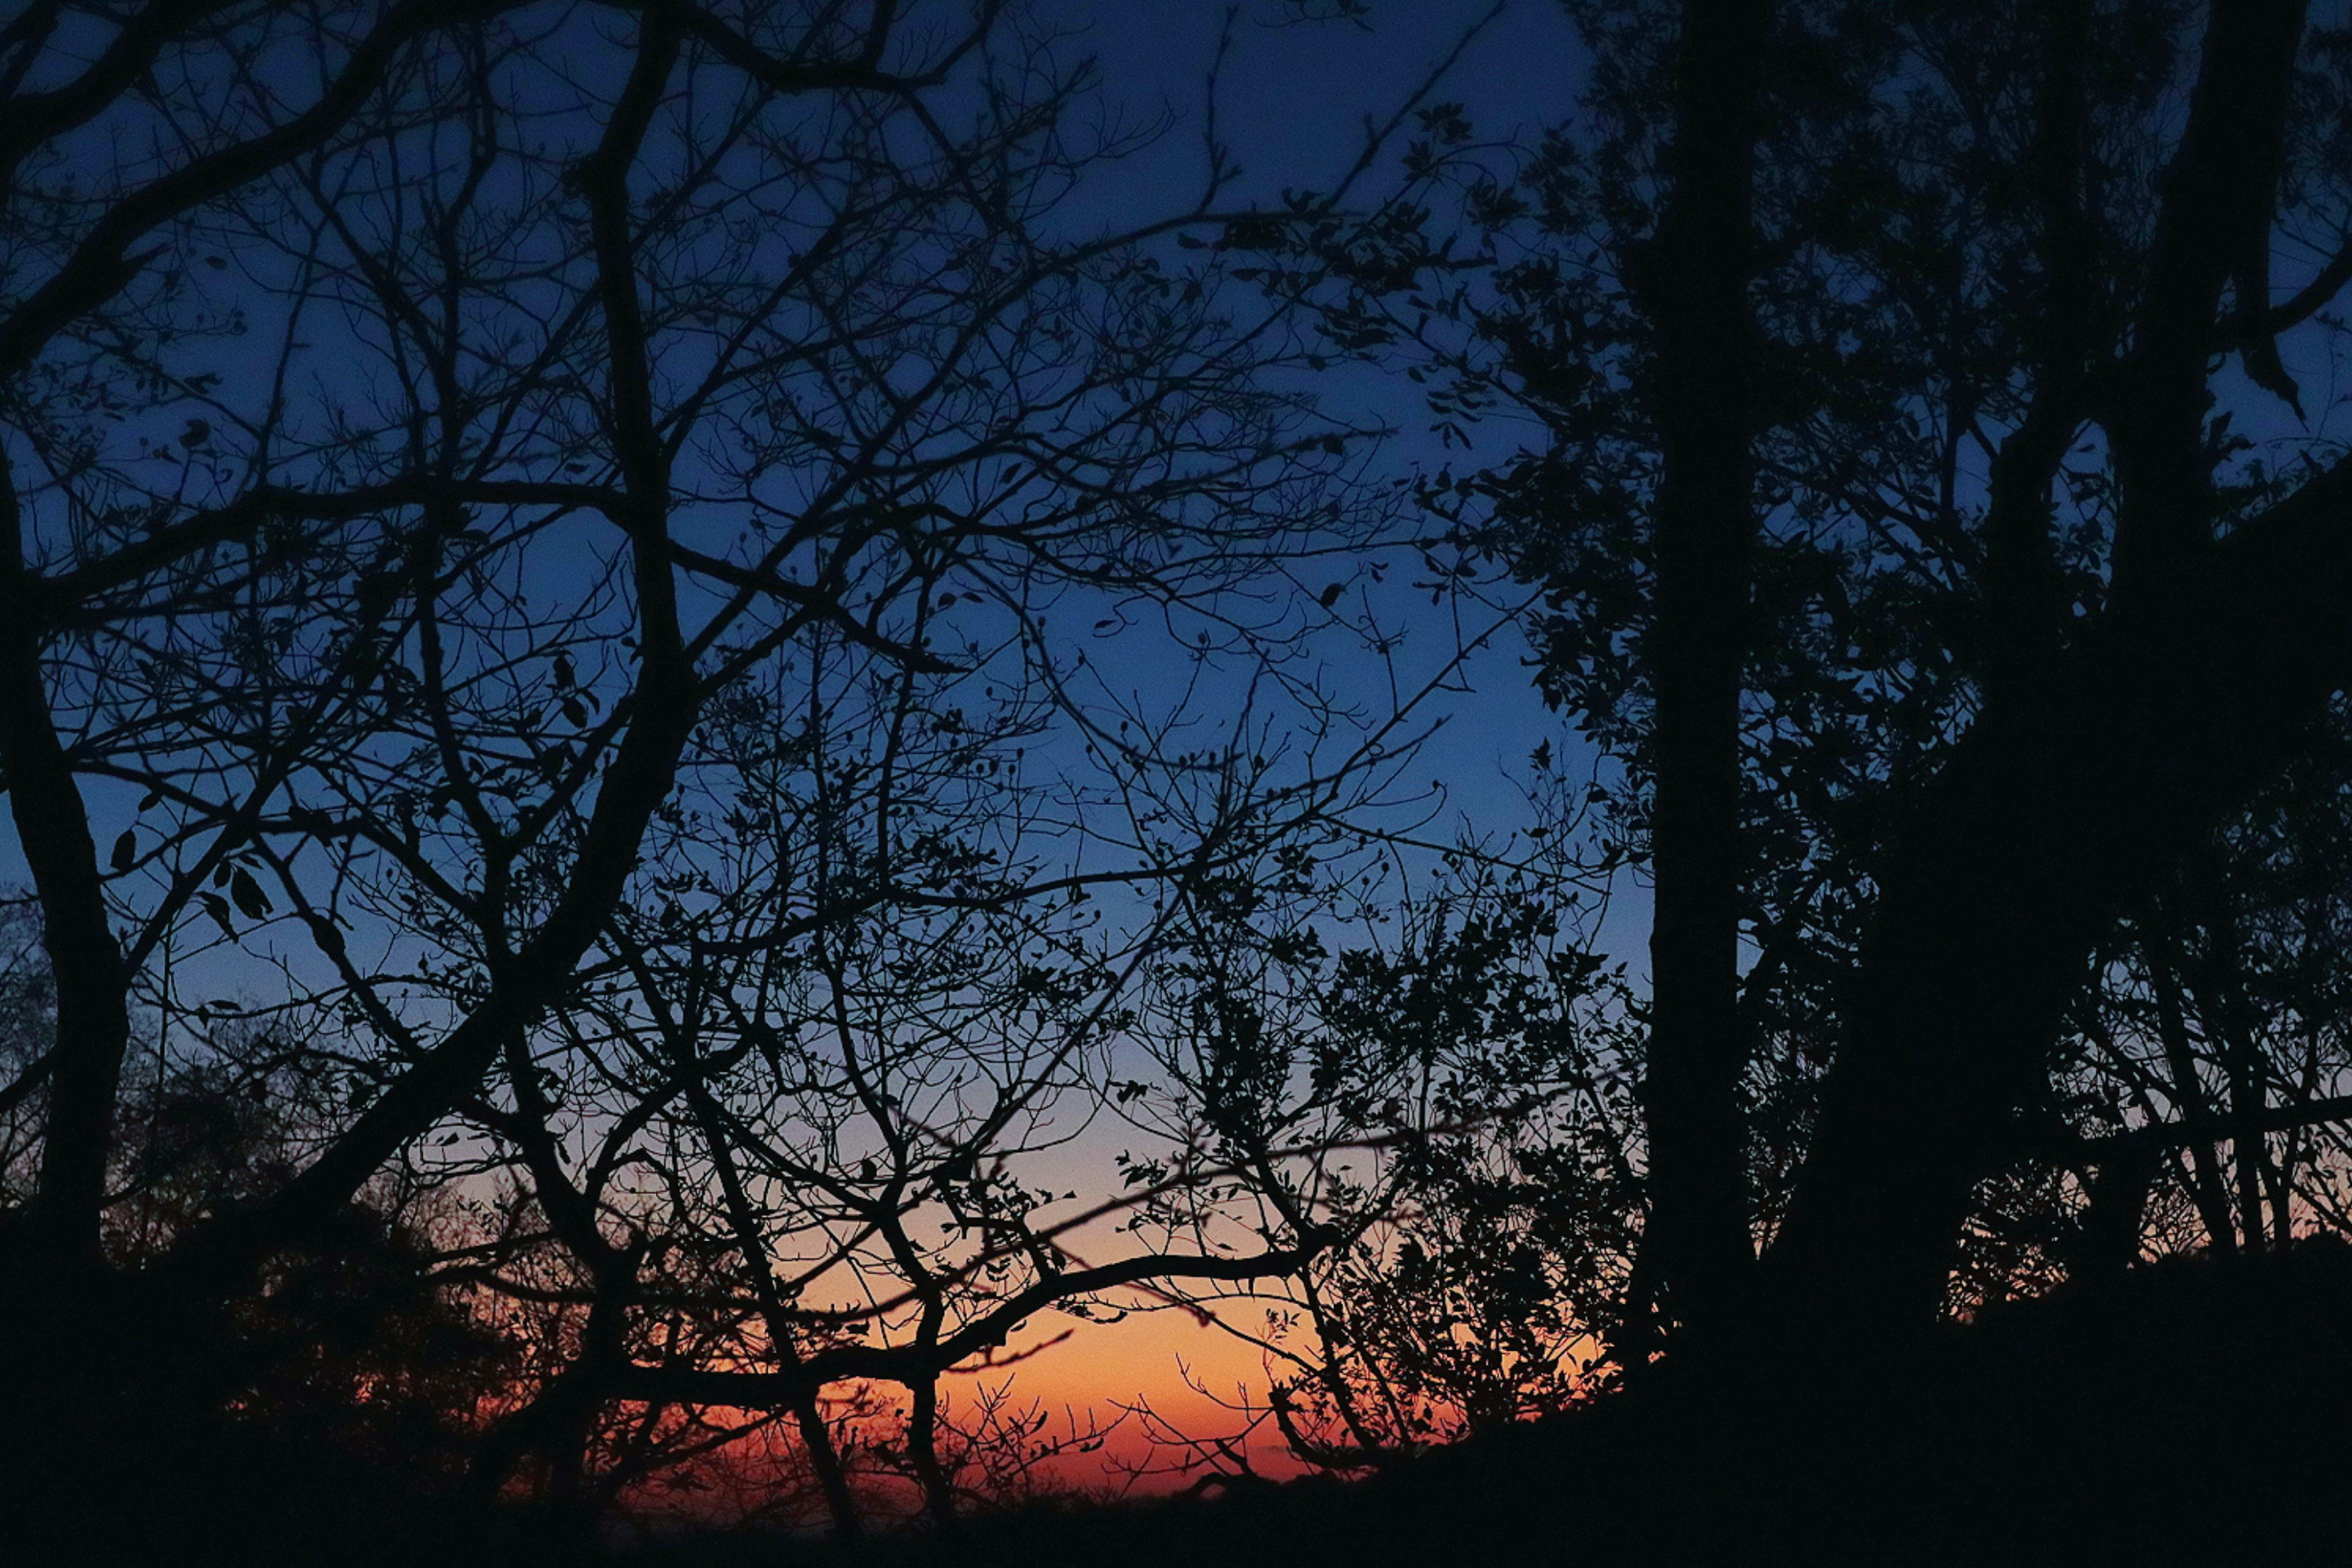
<box><xmin>1043</xmin><ymin>0</ymin><xmax>1605</xmax><ymax>855</ymax></box>
<box><xmin>16</xmin><ymin>0</ymin><xmax>2352</xmax><ymax>1525</ymax></box>
<box><xmin>851</xmin><ymin>0</ymin><xmax>1610</xmax><ymax>1487</ymax></box>
<box><xmin>1</xmin><ymin>0</ymin><xmax>1613</xmax><ymax>1505</ymax></box>
<box><xmin>1058</xmin><ymin>1</ymin><xmax>1585</xmax><ymax>205</ymax></box>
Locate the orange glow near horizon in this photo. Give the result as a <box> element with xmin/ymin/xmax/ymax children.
<box><xmin>930</xmin><ymin>1299</ymin><xmax>1312</xmax><ymax>1490</ymax></box>
<box><xmin>612</xmin><ymin>1301</ymin><xmax>1313</xmax><ymax>1525</ymax></box>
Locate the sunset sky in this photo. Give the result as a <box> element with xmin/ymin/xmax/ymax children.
<box><xmin>1</xmin><ymin>0</ymin><xmax>1603</xmax><ymax>1515</ymax></box>
<box><xmin>825</xmin><ymin>4</ymin><xmax>1601</xmax><ymax>1491</ymax></box>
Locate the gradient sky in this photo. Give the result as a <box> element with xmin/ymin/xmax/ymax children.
<box><xmin>894</xmin><ymin>2</ymin><xmax>1606</xmax><ymax>1489</ymax></box>
<box><xmin>1041</xmin><ymin>0</ymin><xmax>1611</xmax><ymax>873</ymax></box>
<box><xmin>1</xmin><ymin>0</ymin><xmax>1610</xmax><ymax>1504</ymax></box>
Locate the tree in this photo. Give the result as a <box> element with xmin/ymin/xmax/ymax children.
<box><xmin>1301</xmin><ymin>0</ymin><xmax>2352</xmax><ymax>1353</ymax></box>
<box><xmin>1108</xmin><ymin>812</ymin><xmax>1640</xmax><ymax>1480</ymax></box>
<box><xmin>0</xmin><ymin>0</ymin><xmax>1449</xmax><ymax>1542</ymax></box>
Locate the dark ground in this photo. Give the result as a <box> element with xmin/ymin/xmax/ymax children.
<box><xmin>662</xmin><ymin>1243</ymin><xmax>2352</xmax><ymax>1567</ymax></box>
<box><xmin>28</xmin><ymin>1242</ymin><xmax>2352</xmax><ymax>1566</ymax></box>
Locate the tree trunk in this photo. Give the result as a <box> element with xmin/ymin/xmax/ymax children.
<box><xmin>1630</xmin><ymin>0</ymin><xmax>1769</xmax><ymax>1349</ymax></box>
<box><xmin>909</xmin><ymin>1372</ymin><xmax>956</xmax><ymax>1529</ymax></box>
<box><xmin>2198</xmin><ymin>918</ymin><xmax>2275</xmax><ymax>1250</ymax></box>
<box><xmin>1760</xmin><ymin>0</ymin><xmax>2316</xmax><ymax>1340</ymax></box>
<box><xmin>0</xmin><ymin>461</ymin><xmax>129</xmax><ymax>1278</ymax></box>
<box><xmin>2150</xmin><ymin>945</ymin><xmax>2237</xmax><ymax>1254</ymax></box>
<box><xmin>1763</xmin><ymin>454</ymin><xmax>2352</xmax><ymax>1331</ymax></box>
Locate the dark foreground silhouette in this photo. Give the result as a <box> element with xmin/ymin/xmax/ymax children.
<box><xmin>809</xmin><ymin>1241</ymin><xmax>2352</xmax><ymax>1567</ymax></box>
<box><xmin>24</xmin><ymin>1241</ymin><xmax>2352</xmax><ymax>1566</ymax></box>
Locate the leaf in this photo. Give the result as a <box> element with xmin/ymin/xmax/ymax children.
<box><xmin>197</xmin><ymin>892</ymin><xmax>234</xmax><ymax>939</ymax></box>
<box><xmin>110</xmin><ymin>830</ymin><xmax>136</xmax><ymax>873</ymax></box>
<box><xmin>1317</xmin><ymin>582</ymin><xmax>1346</xmax><ymax>608</ymax></box>
<box><xmin>229</xmin><ymin>867</ymin><xmax>272</xmax><ymax>919</ymax></box>
<box><xmin>561</xmin><ymin>694</ymin><xmax>587</xmax><ymax>726</ymax></box>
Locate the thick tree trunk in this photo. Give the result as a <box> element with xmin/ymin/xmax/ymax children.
<box><xmin>0</xmin><ymin>460</ymin><xmax>129</xmax><ymax>1276</ymax></box>
<box><xmin>1760</xmin><ymin>0</ymin><xmax>2316</xmax><ymax>1339</ymax></box>
<box><xmin>1765</xmin><ymin>460</ymin><xmax>2352</xmax><ymax>1333</ymax></box>
<box><xmin>909</xmin><ymin>1371</ymin><xmax>956</xmax><ymax>1528</ymax></box>
<box><xmin>1630</xmin><ymin>0</ymin><xmax>1768</xmax><ymax>1348</ymax></box>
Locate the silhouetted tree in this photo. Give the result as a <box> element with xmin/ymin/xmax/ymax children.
<box><xmin>1580</xmin><ymin>0</ymin><xmax>2352</xmax><ymax>1343</ymax></box>
<box><xmin>1090</xmin><ymin>787</ymin><xmax>1640</xmax><ymax>1483</ymax></box>
<box><xmin>1287</xmin><ymin>0</ymin><xmax>2352</xmax><ymax>1353</ymax></box>
<box><xmin>0</xmin><ymin>0</ymin><xmax>1452</xmax><ymax>1543</ymax></box>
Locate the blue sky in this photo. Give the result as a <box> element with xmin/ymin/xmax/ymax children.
<box><xmin>1046</xmin><ymin>0</ymin><xmax>1609</xmax><ymax>870</ymax></box>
